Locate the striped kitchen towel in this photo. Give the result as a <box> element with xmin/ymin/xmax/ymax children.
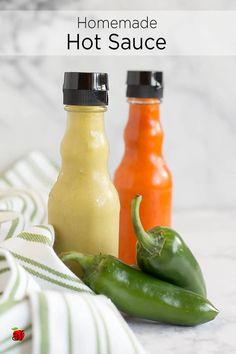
<box><xmin>0</xmin><ymin>152</ymin><xmax>145</xmax><ymax>354</ymax></box>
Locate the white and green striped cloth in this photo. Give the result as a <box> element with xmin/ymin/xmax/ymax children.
<box><xmin>0</xmin><ymin>151</ymin><xmax>145</xmax><ymax>354</ymax></box>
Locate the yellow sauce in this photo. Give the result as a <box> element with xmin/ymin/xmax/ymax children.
<box><xmin>48</xmin><ymin>105</ymin><xmax>119</xmax><ymax>259</ymax></box>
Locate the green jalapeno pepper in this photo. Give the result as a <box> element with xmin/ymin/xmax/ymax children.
<box><xmin>132</xmin><ymin>195</ymin><xmax>207</xmax><ymax>296</ymax></box>
<box><xmin>61</xmin><ymin>252</ymin><xmax>218</xmax><ymax>326</ymax></box>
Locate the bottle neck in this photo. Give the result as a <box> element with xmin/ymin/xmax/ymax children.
<box><xmin>125</xmin><ymin>97</ymin><xmax>163</xmax><ymax>156</ymax></box>
<box><xmin>65</xmin><ymin>104</ymin><xmax>107</xmax><ymax>116</ymax></box>
<box><xmin>61</xmin><ymin>105</ymin><xmax>109</xmax><ymax>174</ymax></box>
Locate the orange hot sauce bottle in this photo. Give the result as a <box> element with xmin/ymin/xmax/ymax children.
<box><xmin>114</xmin><ymin>71</ymin><xmax>172</xmax><ymax>264</ymax></box>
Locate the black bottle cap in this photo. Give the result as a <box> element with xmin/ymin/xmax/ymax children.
<box><xmin>126</xmin><ymin>71</ymin><xmax>163</xmax><ymax>99</ymax></box>
<box><xmin>63</xmin><ymin>72</ymin><xmax>109</xmax><ymax>106</ymax></box>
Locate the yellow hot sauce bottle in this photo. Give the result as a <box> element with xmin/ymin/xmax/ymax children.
<box><xmin>48</xmin><ymin>72</ymin><xmax>119</xmax><ymax>260</ymax></box>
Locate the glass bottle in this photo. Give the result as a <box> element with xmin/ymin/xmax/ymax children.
<box><xmin>114</xmin><ymin>71</ymin><xmax>172</xmax><ymax>264</ymax></box>
<box><xmin>48</xmin><ymin>72</ymin><xmax>120</xmax><ymax>263</ymax></box>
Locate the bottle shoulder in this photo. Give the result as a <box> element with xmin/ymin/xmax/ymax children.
<box><xmin>49</xmin><ymin>173</ymin><xmax>120</xmax><ymax>205</ymax></box>
<box><xmin>115</xmin><ymin>152</ymin><xmax>171</xmax><ymax>173</ymax></box>
<box><xmin>114</xmin><ymin>156</ymin><xmax>172</xmax><ymax>189</ymax></box>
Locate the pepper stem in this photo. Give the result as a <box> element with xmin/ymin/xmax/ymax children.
<box><xmin>131</xmin><ymin>195</ymin><xmax>155</xmax><ymax>252</ymax></box>
<box><xmin>60</xmin><ymin>252</ymin><xmax>96</xmax><ymax>273</ymax></box>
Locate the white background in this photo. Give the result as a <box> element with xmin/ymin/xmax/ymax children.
<box><xmin>0</xmin><ymin>1</ymin><xmax>235</xmax><ymax>210</ymax></box>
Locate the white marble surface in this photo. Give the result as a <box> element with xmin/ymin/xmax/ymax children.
<box><xmin>127</xmin><ymin>209</ymin><xmax>236</xmax><ymax>354</ymax></box>
<box><xmin>0</xmin><ymin>0</ymin><xmax>236</xmax><ymax>10</ymax></box>
<box><xmin>0</xmin><ymin>55</ymin><xmax>236</xmax><ymax>210</ymax></box>
<box><xmin>0</xmin><ymin>2</ymin><xmax>236</xmax><ymax>211</ymax></box>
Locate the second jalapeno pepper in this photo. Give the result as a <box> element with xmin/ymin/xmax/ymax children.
<box><xmin>132</xmin><ymin>195</ymin><xmax>207</xmax><ymax>297</ymax></box>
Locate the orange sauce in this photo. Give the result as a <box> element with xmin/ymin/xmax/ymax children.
<box><xmin>114</xmin><ymin>98</ymin><xmax>172</xmax><ymax>264</ymax></box>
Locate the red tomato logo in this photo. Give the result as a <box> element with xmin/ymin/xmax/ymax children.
<box><xmin>11</xmin><ymin>327</ymin><xmax>25</xmax><ymax>341</ymax></box>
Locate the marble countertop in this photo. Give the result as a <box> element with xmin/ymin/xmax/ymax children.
<box><xmin>126</xmin><ymin>209</ymin><xmax>236</xmax><ymax>354</ymax></box>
